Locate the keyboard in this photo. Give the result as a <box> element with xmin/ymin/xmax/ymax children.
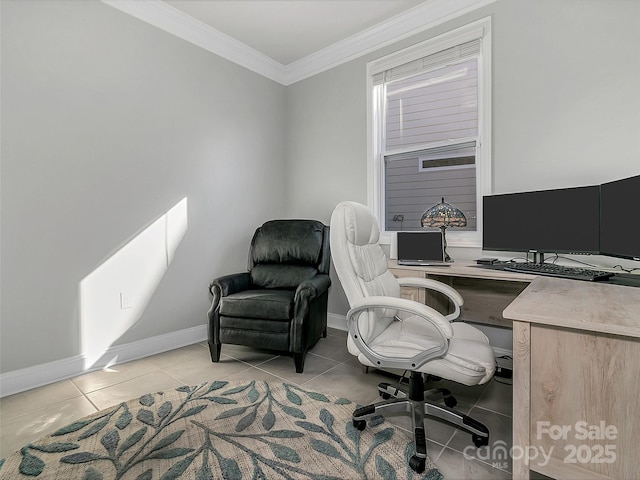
<box><xmin>503</xmin><ymin>263</ymin><xmax>615</xmax><ymax>282</ymax></box>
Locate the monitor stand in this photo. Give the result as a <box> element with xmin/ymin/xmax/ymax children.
<box><xmin>530</xmin><ymin>252</ymin><xmax>545</xmax><ymax>264</ymax></box>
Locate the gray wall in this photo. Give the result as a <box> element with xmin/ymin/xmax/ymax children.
<box><xmin>283</xmin><ymin>62</ymin><xmax>369</xmax><ymax>315</ymax></box>
<box><xmin>492</xmin><ymin>0</ymin><xmax>640</xmax><ymax>191</ymax></box>
<box><xmin>2</xmin><ymin>0</ymin><xmax>640</xmax><ymax>374</ymax></box>
<box><xmin>1</xmin><ymin>0</ymin><xmax>286</xmax><ymax>373</ymax></box>
<box><xmin>285</xmin><ymin>0</ymin><xmax>640</xmax><ymax>315</ymax></box>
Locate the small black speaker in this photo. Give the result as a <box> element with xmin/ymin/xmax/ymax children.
<box><xmin>476</xmin><ymin>258</ymin><xmax>498</xmax><ymax>265</ymax></box>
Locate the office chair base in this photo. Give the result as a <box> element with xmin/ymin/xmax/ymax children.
<box><xmin>378</xmin><ymin>382</ymin><xmax>457</xmax><ymax>408</ymax></box>
<box><xmin>353</xmin><ymin>372</ymin><xmax>489</xmax><ymax>473</ymax></box>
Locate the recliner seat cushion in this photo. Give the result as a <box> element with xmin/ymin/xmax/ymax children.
<box><xmin>219</xmin><ymin>289</ymin><xmax>294</xmax><ymax>320</ymax></box>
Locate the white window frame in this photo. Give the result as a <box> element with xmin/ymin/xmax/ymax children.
<box><xmin>366</xmin><ymin>17</ymin><xmax>492</xmax><ymax>247</ymax></box>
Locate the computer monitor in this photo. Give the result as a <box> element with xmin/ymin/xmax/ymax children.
<box><xmin>483</xmin><ymin>185</ymin><xmax>600</xmax><ymax>256</ymax></box>
<box><xmin>599</xmin><ymin>174</ymin><xmax>640</xmax><ymax>261</ymax></box>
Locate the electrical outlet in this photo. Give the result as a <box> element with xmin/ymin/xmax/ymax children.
<box><xmin>120</xmin><ymin>292</ymin><xmax>134</xmax><ymax>309</ymax></box>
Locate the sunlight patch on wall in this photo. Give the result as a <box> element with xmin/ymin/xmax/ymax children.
<box><xmin>79</xmin><ymin>197</ymin><xmax>188</xmax><ymax>370</ymax></box>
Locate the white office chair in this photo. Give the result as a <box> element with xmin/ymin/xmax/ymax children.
<box><xmin>329</xmin><ymin>201</ymin><xmax>496</xmax><ymax>473</ymax></box>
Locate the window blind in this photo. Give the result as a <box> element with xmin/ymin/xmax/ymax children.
<box><xmin>383</xmin><ymin>59</ymin><xmax>478</xmax><ymax>150</ymax></box>
<box><xmin>372</xmin><ymin>39</ymin><xmax>481</xmax><ymax>86</ymax></box>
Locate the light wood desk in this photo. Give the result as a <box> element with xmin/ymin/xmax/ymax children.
<box><xmin>504</xmin><ymin>277</ymin><xmax>640</xmax><ymax>480</ymax></box>
<box><xmin>388</xmin><ymin>260</ymin><xmax>535</xmax><ymax>328</ymax></box>
<box><xmin>388</xmin><ymin>260</ymin><xmax>640</xmax><ymax>479</ymax></box>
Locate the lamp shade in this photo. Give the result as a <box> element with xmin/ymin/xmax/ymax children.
<box><xmin>421</xmin><ymin>197</ymin><xmax>467</xmax><ymax>228</ymax></box>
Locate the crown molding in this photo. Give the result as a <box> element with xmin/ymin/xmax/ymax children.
<box><xmin>102</xmin><ymin>0</ymin><xmax>497</xmax><ymax>86</ymax></box>
<box><xmin>102</xmin><ymin>0</ymin><xmax>287</xmax><ymax>84</ymax></box>
<box><xmin>283</xmin><ymin>0</ymin><xmax>497</xmax><ymax>85</ymax></box>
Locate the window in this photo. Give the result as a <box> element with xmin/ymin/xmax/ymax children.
<box><xmin>367</xmin><ymin>18</ymin><xmax>491</xmax><ymax>246</ymax></box>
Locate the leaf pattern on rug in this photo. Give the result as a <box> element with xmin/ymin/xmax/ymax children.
<box><xmin>0</xmin><ymin>381</ymin><xmax>443</xmax><ymax>480</ymax></box>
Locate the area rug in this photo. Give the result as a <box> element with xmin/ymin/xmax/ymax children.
<box><xmin>0</xmin><ymin>380</ymin><xmax>442</xmax><ymax>479</ymax></box>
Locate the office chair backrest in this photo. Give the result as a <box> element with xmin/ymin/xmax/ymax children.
<box><xmin>330</xmin><ymin>201</ymin><xmax>401</xmax><ymax>343</ymax></box>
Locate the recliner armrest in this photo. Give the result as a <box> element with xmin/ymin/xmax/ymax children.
<box><xmin>294</xmin><ymin>274</ymin><xmax>331</xmax><ymax>303</ymax></box>
<box><xmin>291</xmin><ymin>274</ymin><xmax>331</xmax><ymax>354</ymax></box>
<box><xmin>209</xmin><ymin>272</ymin><xmax>251</xmax><ymax>296</ymax></box>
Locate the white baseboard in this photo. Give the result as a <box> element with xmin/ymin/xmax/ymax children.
<box><xmin>1</xmin><ymin>318</ymin><xmax>512</xmax><ymax>398</ymax></box>
<box><xmin>327</xmin><ymin>312</ymin><xmax>347</xmax><ymax>332</ymax></box>
<box><xmin>90</xmin><ymin>324</ymin><xmax>207</xmax><ymax>370</ymax></box>
<box><xmin>0</xmin><ymin>355</ymin><xmax>85</xmax><ymax>399</ymax></box>
<box><xmin>0</xmin><ymin>325</ymin><xmax>207</xmax><ymax>398</ymax></box>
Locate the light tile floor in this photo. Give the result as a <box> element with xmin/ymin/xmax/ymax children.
<box><xmin>0</xmin><ymin>328</ymin><xmax>515</xmax><ymax>479</ymax></box>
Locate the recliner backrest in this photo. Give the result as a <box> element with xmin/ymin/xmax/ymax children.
<box><xmin>249</xmin><ymin>220</ymin><xmax>329</xmax><ymax>289</ymax></box>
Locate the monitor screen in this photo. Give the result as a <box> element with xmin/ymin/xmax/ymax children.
<box><xmin>397</xmin><ymin>231</ymin><xmax>443</xmax><ymax>261</ymax></box>
<box><xmin>483</xmin><ymin>185</ymin><xmax>600</xmax><ymax>255</ymax></box>
<box><xmin>600</xmin><ymin>175</ymin><xmax>640</xmax><ymax>261</ymax></box>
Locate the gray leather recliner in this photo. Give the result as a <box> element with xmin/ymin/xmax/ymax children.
<box><xmin>207</xmin><ymin>220</ymin><xmax>331</xmax><ymax>373</ymax></box>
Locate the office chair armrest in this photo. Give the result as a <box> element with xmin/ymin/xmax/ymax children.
<box><xmin>397</xmin><ymin>277</ymin><xmax>463</xmax><ymax>322</ymax></box>
<box><xmin>347</xmin><ymin>296</ymin><xmax>452</xmax><ymax>371</ymax></box>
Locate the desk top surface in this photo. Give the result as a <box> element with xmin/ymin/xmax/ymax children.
<box><xmin>503</xmin><ymin>276</ymin><xmax>640</xmax><ymax>338</ymax></box>
<box><xmin>388</xmin><ymin>259</ymin><xmax>536</xmax><ymax>282</ymax></box>
<box><xmin>388</xmin><ymin>259</ymin><xmax>640</xmax><ymax>337</ymax></box>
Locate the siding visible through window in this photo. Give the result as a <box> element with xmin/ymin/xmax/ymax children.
<box><xmin>385</xmin><ymin>151</ymin><xmax>477</xmax><ymax>231</ymax></box>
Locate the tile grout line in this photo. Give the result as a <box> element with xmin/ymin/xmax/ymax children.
<box><xmin>69</xmin><ymin>377</ymin><xmax>101</xmax><ymax>413</ymax></box>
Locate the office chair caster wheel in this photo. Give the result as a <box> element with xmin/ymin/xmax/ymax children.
<box><xmin>444</xmin><ymin>395</ymin><xmax>457</xmax><ymax>408</ymax></box>
<box><xmin>409</xmin><ymin>455</ymin><xmax>426</xmax><ymax>473</ymax></box>
<box><xmin>472</xmin><ymin>434</ymin><xmax>489</xmax><ymax>447</ymax></box>
<box><xmin>353</xmin><ymin>419</ymin><xmax>366</xmax><ymax>431</ymax></box>
<box><xmin>380</xmin><ymin>392</ymin><xmax>391</xmax><ymax>400</ymax></box>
